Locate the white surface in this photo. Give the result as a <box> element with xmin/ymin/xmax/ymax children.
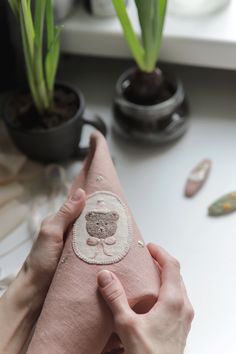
<box><xmin>1</xmin><ymin>56</ymin><xmax>236</xmax><ymax>353</ymax></box>
<box><xmin>169</xmin><ymin>0</ymin><xmax>230</xmax><ymax>16</ymax></box>
<box><xmin>61</xmin><ymin>0</ymin><xmax>236</xmax><ymax>70</ymax></box>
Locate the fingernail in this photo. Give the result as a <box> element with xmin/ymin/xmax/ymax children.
<box><xmin>71</xmin><ymin>188</ymin><xmax>83</xmax><ymax>201</ymax></box>
<box><xmin>97</xmin><ymin>270</ymin><xmax>113</xmax><ymax>288</ymax></box>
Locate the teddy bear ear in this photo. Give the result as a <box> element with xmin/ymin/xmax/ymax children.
<box><xmin>85</xmin><ymin>212</ymin><xmax>96</xmax><ymax>221</ymax></box>
<box><xmin>85</xmin><ymin>213</ymin><xmax>91</xmax><ymax>221</ymax></box>
<box><xmin>109</xmin><ymin>211</ymin><xmax>119</xmax><ymax>221</ymax></box>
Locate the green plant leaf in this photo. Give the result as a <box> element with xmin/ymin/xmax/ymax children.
<box><xmin>34</xmin><ymin>0</ymin><xmax>49</xmax><ymax>110</ymax></box>
<box><xmin>19</xmin><ymin>5</ymin><xmax>43</xmax><ymax>112</ymax></box>
<box><xmin>8</xmin><ymin>0</ymin><xmax>62</xmax><ymax>114</ymax></box>
<box><xmin>113</xmin><ymin>0</ymin><xmax>167</xmax><ymax>72</ymax></box>
<box><xmin>45</xmin><ymin>38</ymin><xmax>60</xmax><ymax>103</ymax></box>
<box><xmin>135</xmin><ymin>0</ymin><xmax>156</xmax><ymax>71</ymax></box>
<box><xmin>112</xmin><ymin>0</ymin><xmax>145</xmax><ymax>71</ymax></box>
<box><xmin>46</xmin><ymin>0</ymin><xmax>54</xmax><ymax>45</ymax></box>
<box><xmin>152</xmin><ymin>0</ymin><xmax>167</xmax><ymax>64</ymax></box>
<box><xmin>8</xmin><ymin>0</ymin><xmax>20</xmax><ymax>18</ymax></box>
<box><xmin>45</xmin><ymin>27</ymin><xmax>62</xmax><ymax>105</ymax></box>
<box><xmin>21</xmin><ymin>0</ymin><xmax>35</xmax><ymax>58</ymax></box>
<box><xmin>45</xmin><ymin>0</ymin><xmax>62</xmax><ymax>106</ymax></box>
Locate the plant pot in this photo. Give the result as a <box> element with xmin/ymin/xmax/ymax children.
<box><xmin>53</xmin><ymin>0</ymin><xmax>75</xmax><ymax>22</ymax></box>
<box><xmin>85</xmin><ymin>0</ymin><xmax>129</xmax><ymax>18</ymax></box>
<box><xmin>2</xmin><ymin>83</ymin><xmax>107</xmax><ymax>163</ymax></box>
<box><xmin>113</xmin><ymin>67</ymin><xmax>189</xmax><ymax>144</ymax></box>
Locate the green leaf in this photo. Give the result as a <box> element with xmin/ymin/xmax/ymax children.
<box><xmin>113</xmin><ymin>0</ymin><xmax>167</xmax><ymax>72</ymax></box>
<box><xmin>46</xmin><ymin>0</ymin><xmax>54</xmax><ymax>46</ymax></box>
<box><xmin>21</xmin><ymin>0</ymin><xmax>35</xmax><ymax>58</ymax></box>
<box><xmin>135</xmin><ymin>0</ymin><xmax>155</xmax><ymax>71</ymax></box>
<box><xmin>45</xmin><ymin>0</ymin><xmax>61</xmax><ymax>106</ymax></box>
<box><xmin>8</xmin><ymin>0</ymin><xmax>20</xmax><ymax>18</ymax></box>
<box><xmin>19</xmin><ymin>5</ymin><xmax>43</xmax><ymax>112</ymax></box>
<box><xmin>112</xmin><ymin>0</ymin><xmax>145</xmax><ymax>71</ymax></box>
<box><xmin>45</xmin><ymin>26</ymin><xmax>62</xmax><ymax>104</ymax></box>
<box><xmin>8</xmin><ymin>0</ymin><xmax>62</xmax><ymax>114</ymax></box>
<box><xmin>34</xmin><ymin>0</ymin><xmax>49</xmax><ymax>110</ymax></box>
<box><xmin>152</xmin><ymin>0</ymin><xmax>167</xmax><ymax>65</ymax></box>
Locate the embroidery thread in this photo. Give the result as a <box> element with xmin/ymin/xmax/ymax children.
<box><xmin>85</xmin><ymin>206</ymin><xmax>119</xmax><ymax>259</ymax></box>
<box><xmin>72</xmin><ymin>191</ymin><xmax>132</xmax><ymax>265</ymax></box>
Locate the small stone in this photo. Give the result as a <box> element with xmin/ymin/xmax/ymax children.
<box><xmin>138</xmin><ymin>240</ymin><xmax>144</xmax><ymax>247</ymax></box>
<box><xmin>61</xmin><ymin>256</ymin><xmax>68</xmax><ymax>264</ymax></box>
<box><xmin>185</xmin><ymin>159</ymin><xmax>212</xmax><ymax>198</ymax></box>
<box><xmin>209</xmin><ymin>192</ymin><xmax>236</xmax><ymax>216</ymax></box>
<box><xmin>96</xmin><ymin>175</ymin><xmax>104</xmax><ymax>182</ymax></box>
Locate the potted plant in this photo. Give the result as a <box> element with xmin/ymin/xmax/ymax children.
<box><xmin>3</xmin><ymin>0</ymin><xmax>106</xmax><ymax>163</ymax></box>
<box><xmin>112</xmin><ymin>0</ymin><xmax>188</xmax><ymax>144</ymax></box>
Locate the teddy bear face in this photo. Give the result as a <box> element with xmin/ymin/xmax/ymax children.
<box><xmin>85</xmin><ymin>211</ymin><xmax>119</xmax><ymax>240</ymax></box>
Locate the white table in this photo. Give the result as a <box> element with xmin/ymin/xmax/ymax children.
<box><xmin>1</xmin><ymin>56</ymin><xmax>236</xmax><ymax>354</ymax></box>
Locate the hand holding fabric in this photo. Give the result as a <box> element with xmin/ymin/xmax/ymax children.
<box><xmin>98</xmin><ymin>244</ymin><xmax>194</xmax><ymax>354</ymax></box>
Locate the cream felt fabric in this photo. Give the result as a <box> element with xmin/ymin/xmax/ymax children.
<box><xmin>73</xmin><ymin>191</ymin><xmax>133</xmax><ymax>265</ymax></box>
<box><xmin>27</xmin><ymin>132</ymin><xmax>160</xmax><ymax>354</ymax></box>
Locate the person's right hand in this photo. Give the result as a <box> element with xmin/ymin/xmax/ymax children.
<box><xmin>98</xmin><ymin>244</ymin><xmax>194</xmax><ymax>354</ymax></box>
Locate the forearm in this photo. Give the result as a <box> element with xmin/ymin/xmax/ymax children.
<box><xmin>0</xmin><ymin>266</ymin><xmax>46</xmax><ymax>354</ymax></box>
<box><xmin>0</xmin><ymin>189</ymin><xmax>86</xmax><ymax>354</ymax></box>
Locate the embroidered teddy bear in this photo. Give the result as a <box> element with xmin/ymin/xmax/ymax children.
<box><xmin>85</xmin><ymin>211</ymin><xmax>119</xmax><ymax>258</ymax></box>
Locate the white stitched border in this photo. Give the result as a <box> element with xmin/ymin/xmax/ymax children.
<box><xmin>72</xmin><ymin>191</ymin><xmax>133</xmax><ymax>265</ymax></box>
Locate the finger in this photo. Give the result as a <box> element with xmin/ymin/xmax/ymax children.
<box><xmin>39</xmin><ymin>188</ymin><xmax>86</xmax><ymax>241</ymax></box>
<box><xmin>180</xmin><ymin>276</ymin><xmax>195</xmax><ymax>321</ymax></box>
<box><xmin>148</xmin><ymin>244</ymin><xmax>181</xmax><ymax>282</ymax></box>
<box><xmin>147</xmin><ymin>243</ymin><xmax>175</xmax><ymax>268</ymax></box>
<box><xmin>97</xmin><ymin>270</ymin><xmax>133</xmax><ymax>318</ymax></box>
<box><xmin>55</xmin><ymin>188</ymin><xmax>86</xmax><ymax>229</ymax></box>
<box><xmin>147</xmin><ymin>244</ymin><xmax>182</xmax><ymax>307</ymax></box>
<box><xmin>180</xmin><ymin>276</ymin><xmax>190</xmax><ymax>305</ymax></box>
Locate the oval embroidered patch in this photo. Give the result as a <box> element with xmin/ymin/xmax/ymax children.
<box><xmin>72</xmin><ymin>191</ymin><xmax>132</xmax><ymax>264</ymax></box>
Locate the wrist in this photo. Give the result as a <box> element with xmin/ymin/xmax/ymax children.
<box><xmin>154</xmin><ymin>344</ymin><xmax>185</xmax><ymax>354</ymax></box>
<box><xmin>0</xmin><ymin>266</ymin><xmax>46</xmax><ymax>354</ymax></box>
<box><xmin>6</xmin><ymin>263</ymin><xmax>47</xmax><ymax>311</ymax></box>
<box><xmin>122</xmin><ymin>339</ymin><xmax>184</xmax><ymax>354</ymax></box>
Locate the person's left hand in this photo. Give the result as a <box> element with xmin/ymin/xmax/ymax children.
<box><xmin>25</xmin><ymin>188</ymin><xmax>86</xmax><ymax>299</ymax></box>
<box><xmin>0</xmin><ymin>188</ymin><xmax>86</xmax><ymax>354</ymax></box>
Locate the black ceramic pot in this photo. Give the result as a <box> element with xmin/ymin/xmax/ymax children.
<box><xmin>85</xmin><ymin>0</ymin><xmax>128</xmax><ymax>17</ymax></box>
<box><xmin>3</xmin><ymin>83</ymin><xmax>107</xmax><ymax>163</ymax></box>
<box><xmin>113</xmin><ymin>67</ymin><xmax>189</xmax><ymax>144</ymax></box>
<box><xmin>53</xmin><ymin>0</ymin><xmax>75</xmax><ymax>22</ymax></box>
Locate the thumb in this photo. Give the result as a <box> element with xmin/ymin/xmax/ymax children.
<box><xmin>52</xmin><ymin>188</ymin><xmax>86</xmax><ymax>231</ymax></box>
<box><xmin>97</xmin><ymin>270</ymin><xmax>132</xmax><ymax>318</ymax></box>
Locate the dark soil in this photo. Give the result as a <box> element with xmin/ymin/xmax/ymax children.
<box><xmin>9</xmin><ymin>86</ymin><xmax>79</xmax><ymax>131</ymax></box>
<box><xmin>122</xmin><ymin>68</ymin><xmax>175</xmax><ymax>106</ymax></box>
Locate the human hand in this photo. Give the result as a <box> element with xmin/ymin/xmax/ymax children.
<box><xmin>0</xmin><ymin>188</ymin><xmax>86</xmax><ymax>354</ymax></box>
<box><xmin>98</xmin><ymin>244</ymin><xmax>194</xmax><ymax>354</ymax></box>
<box><xmin>23</xmin><ymin>188</ymin><xmax>86</xmax><ymax>300</ymax></box>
